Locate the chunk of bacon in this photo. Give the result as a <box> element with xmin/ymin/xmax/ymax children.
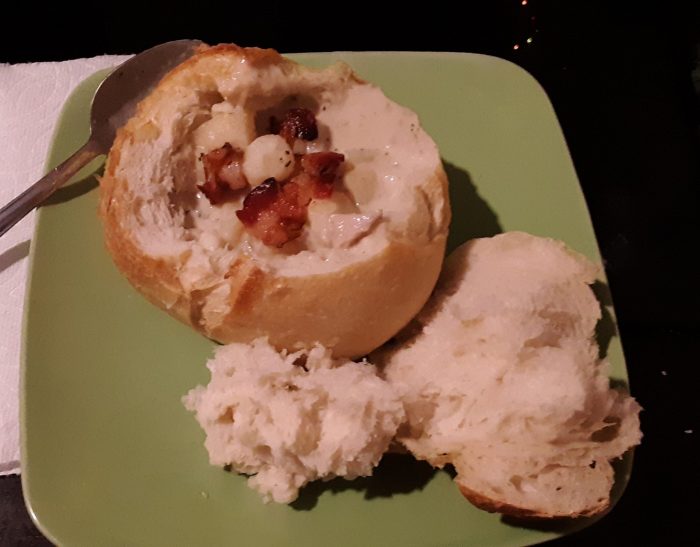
<box><xmin>198</xmin><ymin>143</ymin><xmax>248</xmax><ymax>204</ymax></box>
<box><xmin>236</xmin><ymin>152</ymin><xmax>345</xmax><ymax>247</ymax></box>
<box><xmin>235</xmin><ymin>178</ymin><xmax>307</xmax><ymax>247</ymax></box>
<box><xmin>272</xmin><ymin>108</ymin><xmax>318</xmax><ymax>145</ymax></box>
<box><xmin>300</xmin><ymin>152</ymin><xmax>345</xmax><ymax>198</ymax></box>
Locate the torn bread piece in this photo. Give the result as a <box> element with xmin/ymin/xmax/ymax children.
<box><xmin>183</xmin><ymin>338</ymin><xmax>405</xmax><ymax>504</ymax></box>
<box><xmin>375</xmin><ymin>232</ymin><xmax>642</xmax><ymax>518</ymax></box>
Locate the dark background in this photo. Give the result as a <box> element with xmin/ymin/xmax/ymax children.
<box><xmin>1</xmin><ymin>0</ymin><xmax>698</xmax><ymax>545</ymax></box>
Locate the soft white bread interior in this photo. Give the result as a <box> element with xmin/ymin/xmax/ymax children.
<box><xmin>100</xmin><ymin>44</ymin><xmax>450</xmax><ymax>358</ymax></box>
<box><xmin>183</xmin><ymin>338</ymin><xmax>404</xmax><ymax>503</ymax></box>
<box><xmin>374</xmin><ymin>232</ymin><xmax>642</xmax><ymax>518</ymax></box>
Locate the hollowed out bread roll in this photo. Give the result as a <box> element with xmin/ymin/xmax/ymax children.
<box><xmin>374</xmin><ymin>232</ymin><xmax>642</xmax><ymax>518</ymax></box>
<box><xmin>99</xmin><ymin>44</ymin><xmax>450</xmax><ymax>358</ymax></box>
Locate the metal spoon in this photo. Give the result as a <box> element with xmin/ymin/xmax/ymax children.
<box><xmin>0</xmin><ymin>39</ymin><xmax>203</xmax><ymax>237</ymax></box>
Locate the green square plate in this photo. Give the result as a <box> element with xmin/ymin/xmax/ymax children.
<box><xmin>21</xmin><ymin>52</ymin><xmax>632</xmax><ymax>546</ymax></box>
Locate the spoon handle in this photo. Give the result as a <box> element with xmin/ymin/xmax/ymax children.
<box><xmin>0</xmin><ymin>139</ymin><xmax>102</xmax><ymax>237</ymax></box>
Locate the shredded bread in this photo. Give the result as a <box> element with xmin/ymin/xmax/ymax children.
<box><xmin>183</xmin><ymin>338</ymin><xmax>404</xmax><ymax>503</ymax></box>
<box><xmin>374</xmin><ymin>232</ymin><xmax>642</xmax><ymax>518</ymax></box>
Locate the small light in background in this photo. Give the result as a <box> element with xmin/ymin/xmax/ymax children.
<box><xmin>521</xmin><ymin>0</ymin><xmax>528</xmax><ymax>5</ymax></box>
<box><xmin>526</xmin><ymin>37</ymin><xmax>533</xmax><ymax>44</ymax></box>
<box><xmin>513</xmin><ymin>44</ymin><xmax>520</xmax><ymax>50</ymax></box>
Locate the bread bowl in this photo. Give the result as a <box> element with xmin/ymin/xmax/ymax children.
<box><xmin>374</xmin><ymin>232</ymin><xmax>642</xmax><ymax>518</ymax></box>
<box><xmin>99</xmin><ymin>44</ymin><xmax>450</xmax><ymax>358</ymax></box>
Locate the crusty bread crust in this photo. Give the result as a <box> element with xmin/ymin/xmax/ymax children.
<box><xmin>99</xmin><ymin>43</ymin><xmax>450</xmax><ymax>358</ymax></box>
<box><xmin>456</xmin><ymin>481</ymin><xmax>609</xmax><ymax>519</ymax></box>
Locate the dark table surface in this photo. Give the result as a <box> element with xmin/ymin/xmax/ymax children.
<box><xmin>2</xmin><ymin>1</ymin><xmax>698</xmax><ymax>545</ymax></box>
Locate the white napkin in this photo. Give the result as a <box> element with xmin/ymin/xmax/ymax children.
<box><xmin>0</xmin><ymin>55</ymin><xmax>130</xmax><ymax>475</ymax></box>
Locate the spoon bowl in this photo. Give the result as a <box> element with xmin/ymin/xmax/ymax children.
<box><xmin>0</xmin><ymin>39</ymin><xmax>203</xmax><ymax>237</ymax></box>
<box><xmin>90</xmin><ymin>39</ymin><xmax>203</xmax><ymax>151</ymax></box>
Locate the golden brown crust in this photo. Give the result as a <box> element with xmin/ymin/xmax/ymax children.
<box><xmin>161</xmin><ymin>43</ymin><xmax>287</xmax><ymax>84</ymax></box>
<box><xmin>209</xmin><ymin>227</ymin><xmax>447</xmax><ymax>357</ymax></box>
<box><xmin>99</xmin><ymin>43</ymin><xmax>450</xmax><ymax>358</ymax></box>
<box><xmin>457</xmin><ymin>481</ymin><xmax>610</xmax><ymax>519</ymax></box>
